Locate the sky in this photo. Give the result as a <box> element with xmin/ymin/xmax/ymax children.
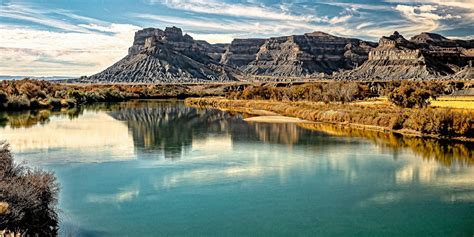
<box><xmin>1</xmin><ymin>0</ymin><xmax>473</xmax><ymax>77</ymax></box>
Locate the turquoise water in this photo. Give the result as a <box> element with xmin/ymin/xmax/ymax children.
<box><xmin>1</xmin><ymin>101</ymin><xmax>473</xmax><ymax>236</ymax></box>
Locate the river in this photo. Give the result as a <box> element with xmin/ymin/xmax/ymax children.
<box><xmin>1</xmin><ymin>100</ymin><xmax>473</xmax><ymax>236</ymax></box>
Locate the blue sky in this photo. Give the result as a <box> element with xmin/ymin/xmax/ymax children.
<box><xmin>1</xmin><ymin>0</ymin><xmax>473</xmax><ymax>76</ymax></box>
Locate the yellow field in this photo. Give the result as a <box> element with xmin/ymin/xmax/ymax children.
<box><xmin>352</xmin><ymin>96</ymin><xmax>474</xmax><ymax>109</ymax></box>
<box><xmin>430</xmin><ymin>96</ymin><xmax>474</xmax><ymax>109</ymax></box>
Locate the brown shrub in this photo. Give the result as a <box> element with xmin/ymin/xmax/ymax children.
<box><xmin>17</xmin><ymin>81</ymin><xmax>46</xmax><ymax>99</ymax></box>
<box><xmin>0</xmin><ymin>142</ymin><xmax>59</xmax><ymax>235</ymax></box>
<box><xmin>228</xmin><ymin>82</ymin><xmax>374</xmax><ymax>103</ymax></box>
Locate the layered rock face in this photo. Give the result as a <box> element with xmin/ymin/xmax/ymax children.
<box><xmin>220</xmin><ymin>39</ymin><xmax>266</xmax><ymax>68</ymax></box>
<box><xmin>85</xmin><ymin>27</ymin><xmax>473</xmax><ymax>83</ymax></box>
<box><xmin>222</xmin><ymin>32</ymin><xmax>376</xmax><ymax>77</ymax></box>
<box><xmin>87</xmin><ymin>27</ymin><xmax>238</xmax><ymax>83</ymax></box>
<box><xmin>343</xmin><ymin>32</ymin><xmax>474</xmax><ymax>80</ymax></box>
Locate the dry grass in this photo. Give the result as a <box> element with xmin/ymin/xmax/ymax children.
<box><xmin>430</xmin><ymin>96</ymin><xmax>474</xmax><ymax>109</ymax></box>
<box><xmin>350</xmin><ymin>96</ymin><xmax>474</xmax><ymax>110</ymax></box>
<box><xmin>351</xmin><ymin>97</ymin><xmax>390</xmax><ymax>106</ymax></box>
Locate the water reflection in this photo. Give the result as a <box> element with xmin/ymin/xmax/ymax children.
<box><xmin>0</xmin><ymin>100</ymin><xmax>472</xmax><ymax>166</ymax></box>
<box><xmin>0</xmin><ymin>110</ymin><xmax>135</xmax><ymax>164</ymax></box>
<box><xmin>0</xmin><ymin>110</ymin><xmax>51</xmax><ymax>128</ymax></box>
<box><xmin>108</xmin><ymin>100</ymin><xmax>237</xmax><ymax>159</ymax></box>
<box><xmin>299</xmin><ymin>123</ymin><xmax>474</xmax><ymax>165</ymax></box>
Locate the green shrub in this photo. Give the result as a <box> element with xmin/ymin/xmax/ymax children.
<box><xmin>67</xmin><ymin>90</ymin><xmax>86</xmax><ymax>104</ymax></box>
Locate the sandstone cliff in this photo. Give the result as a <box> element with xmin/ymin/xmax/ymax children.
<box><xmin>87</xmin><ymin>27</ymin><xmax>239</xmax><ymax>83</ymax></box>
<box><xmin>340</xmin><ymin>31</ymin><xmax>474</xmax><ymax>80</ymax></box>
<box><xmin>222</xmin><ymin>32</ymin><xmax>376</xmax><ymax>77</ymax></box>
<box><xmin>84</xmin><ymin>27</ymin><xmax>473</xmax><ymax>83</ymax></box>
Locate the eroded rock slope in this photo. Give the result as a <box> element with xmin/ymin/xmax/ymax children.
<box><xmin>339</xmin><ymin>32</ymin><xmax>474</xmax><ymax>80</ymax></box>
<box><xmin>84</xmin><ymin>27</ymin><xmax>474</xmax><ymax>82</ymax></box>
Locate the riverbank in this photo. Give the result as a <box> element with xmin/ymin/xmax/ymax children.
<box><xmin>185</xmin><ymin>97</ymin><xmax>474</xmax><ymax>141</ymax></box>
<box><xmin>2</xmin><ymin>79</ymin><xmax>473</xmax><ymax>112</ymax></box>
<box><xmin>0</xmin><ymin>79</ymin><xmax>246</xmax><ymax>111</ymax></box>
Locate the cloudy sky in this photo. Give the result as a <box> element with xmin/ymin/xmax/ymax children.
<box><xmin>1</xmin><ymin>0</ymin><xmax>473</xmax><ymax>77</ymax></box>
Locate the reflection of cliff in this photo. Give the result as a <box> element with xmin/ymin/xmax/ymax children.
<box><xmin>252</xmin><ymin>122</ymin><xmax>301</xmax><ymax>145</ymax></box>
<box><xmin>107</xmin><ymin>101</ymin><xmax>473</xmax><ymax>166</ymax></box>
<box><xmin>238</xmin><ymin>121</ymin><xmax>343</xmax><ymax>146</ymax></box>
<box><xmin>108</xmin><ymin>101</ymin><xmax>237</xmax><ymax>158</ymax></box>
<box><xmin>107</xmin><ymin>101</ymin><xmax>343</xmax><ymax>158</ymax></box>
<box><xmin>3</xmin><ymin>100</ymin><xmax>471</xmax><ymax>167</ymax></box>
<box><xmin>299</xmin><ymin>123</ymin><xmax>474</xmax><ymax>166</ymax></box>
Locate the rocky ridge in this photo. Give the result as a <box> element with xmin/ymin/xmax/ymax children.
<box><xmin>226</xmin><ymin>32</ymin><xmax>376</xmax><ymax>77</ymax></box>
<box><xmin>338</xmin><ymin>31</ymin><xmax>474</xmax><ymax>80</ymax></box>
<box><xmin>84</xmin><ymin>27</ymin><xmax>474</xmax><ymax>83</ymax></box>
<box><xmin>86</xmin><ymin>27</ymin><xmax>239</xmax><ymax>83</ymax></box>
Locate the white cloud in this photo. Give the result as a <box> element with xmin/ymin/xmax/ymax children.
<box><xmin>1</xmin><ymin>0</ymin><xmax>472</xmax><ymax>76</ymax></box>
<box><xmin>159</xmin><ymin>0</ymin><xmax>323</xmax><ymax>22</ymax></box>
<box><xmin>329</xmin><ymin>15</ymin><xmax>352</xmax><ymax>24</ymax></box>
<box><xmin>140</xmin><ymin>0</ymin><xmax>372</xmax><ymax>42</ymax></box>
<box><xmin>391</xmin><ymin>4</ymin><xmax>464</xmax><ymax>35</ymax></box>
<box><xmin>0</xmin><ymin>3</ymin><xmax>90</xmax><ymax>33</ymax></box>
<box><xmin>188</xmin><ymin>33</ymin><xmax>236</xmax><ymax>44</ymax></box>
<box><xmin>322</xmin><ymin>2</ymin><xmax>392</xmax><ymax>11</ymax></box>
<box><xmin>0</xmin><ymin>24</ymin><xmax>140</xmax><ymax>76</ymax></box>
<box><xmin>135</xmin><ymin>12</ymin><xmax>367</xmax><ymax>43</ymax></box>
<box><xmin>356</xmin><ymin>22</ymin><xmax>375</xmax><ymax>30</ymax></box>
<box><xmin>386</xmin><ymin>0</ymin><xmax>474</xmax><ymax>10</ymax></box>
<box><xmin>0</xmin><ymin>2</ymin><xmax>141</xmax><ymax>76</ymax></box>
<box><xmin>387</xmin><ymin>0</ymin><xmax>474</xmax><ymax>28</ymax></box>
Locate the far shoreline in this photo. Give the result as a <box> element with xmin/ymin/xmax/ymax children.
<box><xmin>185</xmin><ymin>97</ymin><xmax>474</xmax><ymax>143</ymax></box>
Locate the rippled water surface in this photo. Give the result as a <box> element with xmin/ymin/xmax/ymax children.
<box><xmin>1</xmin><ymin>100</ymin><xmax>473</xmax><ymax>236</ymax></box>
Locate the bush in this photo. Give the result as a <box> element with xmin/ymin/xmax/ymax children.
<box><xmin>0</xmin><ymin>142</ymin><xmax>59</xmax><ymax>235</ymax></box>
<box><xmin>29</xmin><ymin>98</ymin><xmax>41</xmax><ymax>109</ymax></box>
<box><xmin>6</xmin><ymin>96</ymin><xmax>30</xmax><ymax>110</ymax></box>
<box><xmin>388</xmin><ymin>87</ymin><xmax>432</xmax><ymax>108</ymax></box>
<box><xmin>84</xmin><ymin>91</ymin><xmax>102</xmax><ymax>102</ymax></box>
<box><xmin>0</xmin><ymin>90</ymin><xmax>8</xmax><ymax>106</ymax></box>
<box><xmin>389</xmin><ymin>113</ymin><xmax>406</xmax><ymax>130</ymax></box>
<box><xmin>227</xmin><ymin>82</ymin><xmax>375</xmax><ymax>103</ymax></box>
<box><xmin>48</xmin><ymin>98</ymin><xmax>62</xmax><ymax>108</ymax></box>
<box><xmin>17</xmin><ymin>82</ymin><xmax>46</xmax><ymax>99</ymax></box>
<box><xmin>67</xmin><ymin>90</ymin><xmax>86</xmax><ymax>104</ymax></box>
